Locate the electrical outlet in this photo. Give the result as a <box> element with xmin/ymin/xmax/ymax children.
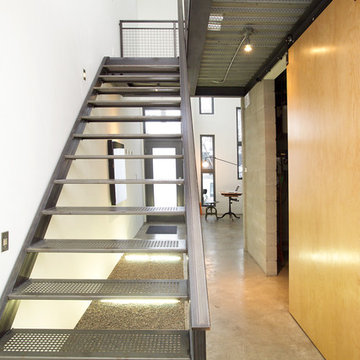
<box><xmin>1</xmin><ymin>232</ymin><xmax>9</xmax><ymax>252</ymax></box>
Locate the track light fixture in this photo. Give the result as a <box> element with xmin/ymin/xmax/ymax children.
<box><xmin>213</xmin><ymin>26</ymin><xmax>255</xmax><ymax>84</ymax></box>
<box><xmin>243</xmin><ymin>27</ymin><xmax>254</xmax><ymax>53</ymax></box>
<box><xmin>244</xmin><ymin>36</ymin><xmax>253</xmax><ymax>52</ymax></box>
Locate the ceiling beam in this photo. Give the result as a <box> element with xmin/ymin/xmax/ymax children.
<box><xmin>187</xmin><ymin>0</ymin><xmax>212</xmax><ymax>96</ymax></box>
<box><xmin>195</xmin><ymin>86</ymin><xmax>246</xmax><ymax>97</ymax></box>
<box><xmin>244</xmin><ymin>0</ymin><xmax>333</xmax><ymax>93</ymax></box>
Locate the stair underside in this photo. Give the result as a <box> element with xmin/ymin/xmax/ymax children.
<box><xmin>94</xmin><ymin>86</ymin><xmax>180</xmax><ymax>95</ymax></box>
<box><xmin>100</xmin><ymin>75</ymin><xmax>179</xmax><ymax>82</ymax></box>
<box><xmin>42</xmin><ymin>206</ymin><xmax>185</xmax><ymax>216</ymax></box>
<box><xmin>103</xmin><ymin>64</ymin><xmax>179</xmax><ymax>72</ymax></box>
<box><xmin>27</xmin><ymin>239</ymin><xmax>187</xmax><ymax>253</ymax></box>
<box><xmin>88</xmin><ymin>100</ymin><xmax>180</xmax><ymax>107</ymax></box>
<box><xmin>82</xmin><ymin>115</ymin><xmax>181</xmax><ymax>123</ymax></box>
<box><xmin>0</xmin><ymin>329</ymin><xmax>190</xmax><ymax>359</ymax></box>
<box><xmin>54</xmin><ymin>179</ymin><xmax>184</xmax><ymax>185</ymax></box>
<box><xmin>65</xmin><ymin>155</ymin><xmax>184</xmax><ymax>160</ymax></box>
<box><xmin>9</xmin><ymin>279</ymin><xmax>188</xmax><ymax>300</ymax></box>
<box><xmin>73</xmin><ymin>134</ymin><xmax>182</xmax><ymax>140</ymax></box>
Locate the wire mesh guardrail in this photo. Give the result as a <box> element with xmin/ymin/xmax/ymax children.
<box><xmin>119</xmin><ymin>21</ymin><xmax>179</xmax><ymax>58</ymax></box>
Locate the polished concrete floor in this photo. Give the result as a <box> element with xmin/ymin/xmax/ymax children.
<box><xmin>202</xmin><ymin>216</ymin><xmax>324</xmax><ymax>360</ymax></box>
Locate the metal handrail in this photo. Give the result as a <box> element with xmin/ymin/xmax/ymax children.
<box><xmin>177</xmin><ymin>0</ymin><xmax>210</xmax><ymax>330</ymax></box>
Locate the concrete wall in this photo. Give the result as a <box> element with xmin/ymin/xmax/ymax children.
<box><xmin>192</xmin><ymin>97</ymin><xmax>243</xmax><ymax>215</ymax></box>
<box><xmin>243</xmin><ymin>80</ymin><xmax>277</xmax><ymax>275</ymax></box>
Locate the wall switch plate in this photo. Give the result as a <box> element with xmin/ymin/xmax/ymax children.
<box><xmin>1</xmin><ymin>231</ymin><xmax>9</xmax><ymax>252</ymax></box>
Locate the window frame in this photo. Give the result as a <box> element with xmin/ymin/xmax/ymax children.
<box><xmin>199</xmin><ymin>97</ymin><xmax>214</xmax><ymax>115</ymax></box>
<box><xmin>236</xmin><ymin>107</ymin><xmax>243</xmax><ymax>180</ymax></box>
<box><xmin>200</xmin><ymin>134</ymin><xmax>216</xmax><ymax>205</ymax></box>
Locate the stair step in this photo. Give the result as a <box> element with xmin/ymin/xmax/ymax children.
<box><xmin>94</xmin><ymin>86</ymin><xmax>180</xmax><ymax>95</ymax></box>
<box><xmin>73</xmin><ymin>133</ymin><xmax>182</xmax><ymax>140</ymax></box>
<box><xmin>9</xmin><ymin>279</ymin><xmax>188</xmax><ymax>300</ymax></box>
<box><xmin>82</xmin><ymin>115</ymin><xmax>182</xmax><ymax>122</ymax></box>
<box><xmin>54</xmin><ymin>179</ymin><xmax>184</xmax><ymax>185</ymax></box>
<box><xmin>27</xmin><ymin>239</ymin><xmax>187</xmax><ymax>253</ymax></box>
<box><xmin>100</xmin><ymin>74</ymin><xmax>180</xmax><ymax>82</ymax></box>
<box><xmin>103</xmin><ymin>64</ymin><xmax>179</xmax><ymax>72</ymax></box>
<box><xmin>42</xmin><ymin>206</ymin><xmax>185</xmax><ymax>216</ymax></box>
<box><xmin>0</xmin><ymin>329</ymin><xmax>190</xmax><ymax>359</ymax></box>
<box><xmin>87</xmin><ymin>100</ymin><xmax>180</xmax><ymax>108</ymax></box>
<box><xmin>65</xmin><ymin>155</ymin><xmax>184</xmax><ymax>160</ymax></box>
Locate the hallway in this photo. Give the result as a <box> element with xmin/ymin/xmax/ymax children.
<box><xmin>202</xmin><ymin>217</ymin><xmax>324</xmax><ymax>360</ymax></box>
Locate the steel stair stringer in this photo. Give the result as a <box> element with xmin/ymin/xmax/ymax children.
<box><xmin>0</xmin><ymin>56</ymin><xmax>109</xmax><ymax>337</ymax></box>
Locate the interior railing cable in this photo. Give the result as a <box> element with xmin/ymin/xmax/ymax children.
<box><xmin>177</xmin><ymin>0</ymin><xmax>211</xmax><ymax>358</ymax></box>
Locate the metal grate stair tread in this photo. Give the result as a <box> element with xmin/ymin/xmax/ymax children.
<box><xmin>54</xmin><ymin>179</ymin><xmax>184</xmax><ymax>185</ymax></box>
<box><xmin>9</xmin><ymin>279</ymin><xmax>188</xmax><ymax>300</ymax></box>
<box><xmin>81</xmin><ymin>115</ymin><xmax>182</xmax><ymax>122</ymax></box>
<box><xmin>73</xmin><ymin>133</ymin><xmax>182</xmax><ymax>140</ymax></box>
<box><xmin>87</xmin><ymin>100</ymin><xmax>180</xmax><ymax>108</ymax></box>
<box><xmin>27</xmin><ymin>239</ymin><xmax>187</xmax><ymax>253</ymax></box>
<box><xmin>0</xmin><ymin>329</ymin><xmax>190</xmax><ymax>359</ymax></box>
<box><xmin>65</xmin><ymin>155</ymin><xmax>184</xmax><ymax>160</ymax></box>
<box><xmin>42</xmin><ymin>206</ymin><xmax>185</xmax><ymax>216</ymax></box>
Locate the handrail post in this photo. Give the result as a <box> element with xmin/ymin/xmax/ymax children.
<box><xmin>119</xmin><ymin>21</ymin><xmax>124</xmax><ymax>57</ymax></box>
<box><xmin>173</xmin><ymin>21</ymin><xmax>178</xmax><ymax>58</ymax></box>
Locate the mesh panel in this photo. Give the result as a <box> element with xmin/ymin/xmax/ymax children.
<box><xmin>121</xmin><ymin>23</ymin><xmax>179</xmax><ymax>58</ymax></box>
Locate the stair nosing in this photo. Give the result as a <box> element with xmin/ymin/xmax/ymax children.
<box><xmin>81</xmin><ymin>115</ymin><xmax>182</xmax><ymax>122</ymax></box>
<box><xmin>64</xmin><ymin>155</ymin><xmax>184</xmax><ymax>160</ymax></box>
<box><xmin>42</xmin><ymin>206</ymin><xmax>185</xmax><ymax>216</ymax></box>
<box><xmin>73</xmin><ymin>133</ymin><xmax>182</xmax><ymax>139</ymax></box>
<box><xmin>54</xmin><ymin>179</ymin><xmax>184</xmax><ymax>185</ymax></box>
<box><xmin>102</xmin><ymin>64</ymin><xmax>180</xmax><ymax>72</ymax></box>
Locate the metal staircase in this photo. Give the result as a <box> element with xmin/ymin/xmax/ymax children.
<box><xmin>0</xmin><ymin>2</ymin><xmax>209</xmax><ymax>359</ymax></box>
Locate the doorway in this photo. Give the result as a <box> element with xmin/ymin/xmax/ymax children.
<box><xmin>143</xmin><ymin>109</ymin><xmax>184</xmax><ymax>222</ymax></box>
<box><xmin>275</xmin><ymin>70</ymin><xmax>289</xmax><ymax>271</ymax></box>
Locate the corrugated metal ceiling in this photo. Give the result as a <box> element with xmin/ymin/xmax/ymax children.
<box><xmin>198</xmin><ymin>0</ymin><xmax>313</xmax><ymax>88</ymax></box>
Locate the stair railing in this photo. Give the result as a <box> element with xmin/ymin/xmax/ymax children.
<box><xmin>177</xmin><ymin>0</ymin><xmax>210</xmax><ymax>358</ymax></box>
<box><xmin>119</xmin><ymin>20</ymin><xmax>179</xmax><ymax>58</ymax></box>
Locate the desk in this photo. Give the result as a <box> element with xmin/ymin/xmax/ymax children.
<box><xmin>218</xmin><ymin>192</ymin><xmax>242</xmax><ymax>219</ymax></box>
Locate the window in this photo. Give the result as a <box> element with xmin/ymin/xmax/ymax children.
<box><xmin>144</xmin><ymin>109</ymin><xmax>181</xmax><ymax>134</ymax></box>
<box><xmin>236</xmin><ymin>107</ymin><xmax>243</xmax><ymax>179</ymax></box>
<box><xmin>200</xmin><ymin>135</ymin><xmax>215</xmax><ymax>205</ymax></box>
<box><xmin>199</xmin><ymin>97</ymin><xmax>214</xmax><ymax>114</ymax></box>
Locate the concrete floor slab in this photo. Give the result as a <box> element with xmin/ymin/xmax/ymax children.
<box><xmin>202</xmin><ymin>216</ymin><xmax>324</xmax><ymax>360</ymax></box>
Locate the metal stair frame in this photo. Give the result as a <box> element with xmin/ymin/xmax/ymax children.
<box><xmin>0</xmin><ymin>1</ymin><xmax>210</xmax><ymax>358</ymax></box>
<box><xmin>0</xmin><ymin>57</ymin><xmax>109</xmax><ymax>336</ymax></box>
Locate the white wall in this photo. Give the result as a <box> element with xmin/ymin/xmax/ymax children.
<box><xmin>136</xmin><ymin>0</ymin><xmax>177</xmax><ymax>20</ymax></box>
<box><xmin>0</xmin><ymin>0</ymin><xmax>138</xmax><ymax>297</ymax></box>
<box><xmin>192</xmin><ymin>97</ymin><xmax>243</xmax><ymax>215</ymax></box>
